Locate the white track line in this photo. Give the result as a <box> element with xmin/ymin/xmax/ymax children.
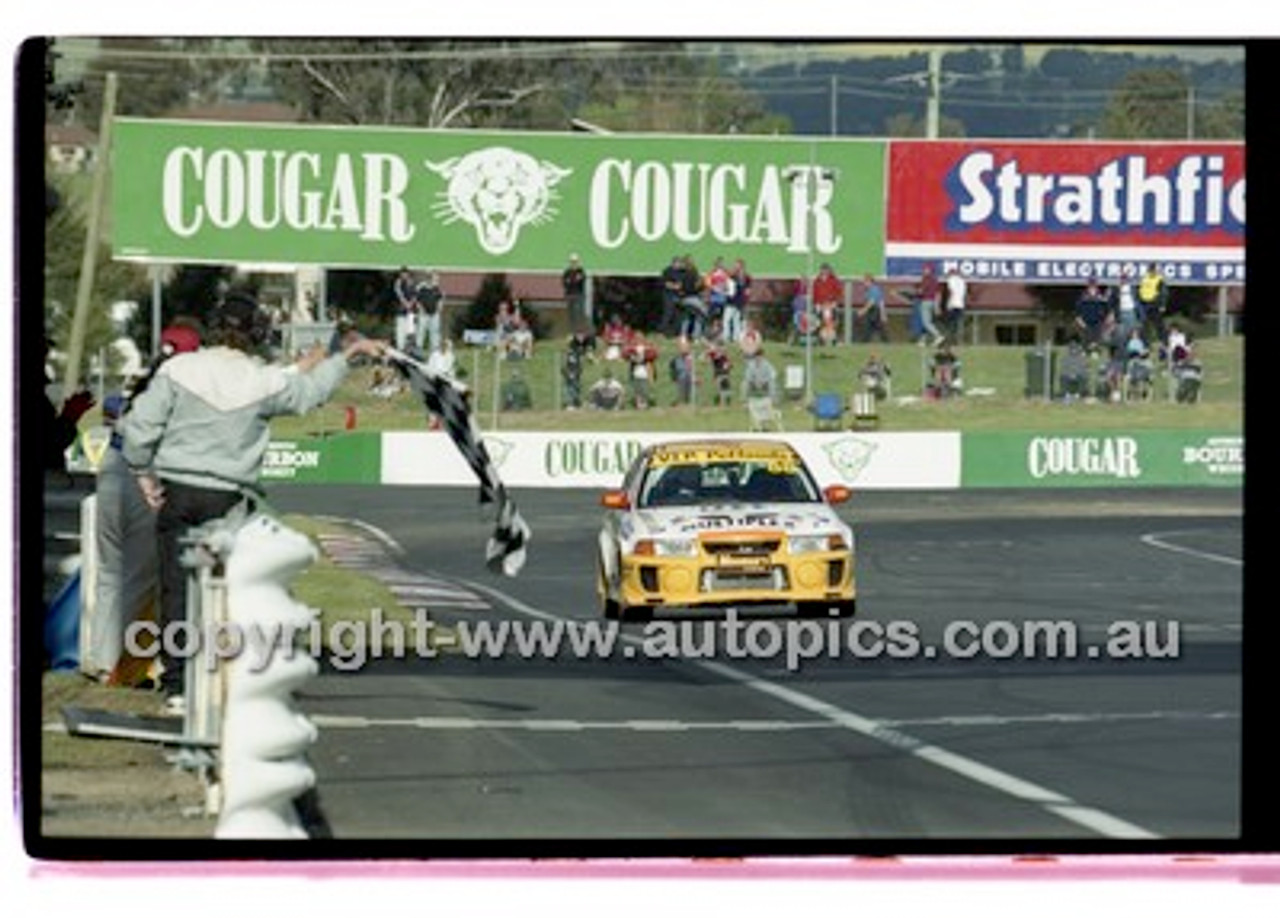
<box><xmin>1141</xmin><ymin>530</ymin><xmax>1243</xmax><ymax>567</ymax></box>
<box><xmin>332</xmin><ymin>516</ymin><xmax>1163</xmax><ymax>840</ymax></box>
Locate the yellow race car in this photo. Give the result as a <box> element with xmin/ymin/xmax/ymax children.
<box><xmin>596</xmin><ymin>439</ymin><xmax>856</xmax><ymax>620</ymax></box>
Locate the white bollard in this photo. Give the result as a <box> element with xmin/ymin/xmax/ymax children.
<box><xmin>215</xmin><ymin>514</ymin><xmax>323</xmax><ymax>840</ymax></box>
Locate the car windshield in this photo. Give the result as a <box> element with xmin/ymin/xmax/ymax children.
<box><xmin>637</xmin><ymin>458</ymin><xmax>820</xmax><ymax>508</ymax></box>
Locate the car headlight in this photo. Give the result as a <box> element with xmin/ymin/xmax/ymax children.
<box><xmin>633</xmin><ymin>538</ymin><xmax>698</xmax><ymax>557</ymax></box>
<box><xmin>789</xmin><ymin>534</ymin><xmax>848</xmax><ymax>554</ymax></box>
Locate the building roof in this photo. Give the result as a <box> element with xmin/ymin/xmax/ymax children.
<box><xmin>161</xmin><ymin>100</ymin><xmax>302</xmax><ymax>123</ymax></box>
<box><xmin>45</xmin><ymin>122</ymin><xmax>98</xmax><ymax>147</ymax></box>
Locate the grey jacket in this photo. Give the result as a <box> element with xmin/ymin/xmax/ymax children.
<box><xmin>120</xmin><ymin>346</ymin><xmax>350</xmax><ymax>492</ymax></box>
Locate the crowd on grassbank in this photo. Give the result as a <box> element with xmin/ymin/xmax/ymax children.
<box><xmin>1058</xmin><ymin>265</ymin><xmax>1205</xmax><ymax>404</ymax></box>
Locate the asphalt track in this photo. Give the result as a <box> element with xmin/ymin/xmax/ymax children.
<box><xmin>265</xmin><ymin>484</ymin><xmax>1243</xmax><ymax>848</ymax></box>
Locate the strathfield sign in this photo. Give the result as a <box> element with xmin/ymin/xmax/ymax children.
<box><xmin>112</xmin><ymin>119</ymin><xmax>886</xmax><ymax>276</ymax></box>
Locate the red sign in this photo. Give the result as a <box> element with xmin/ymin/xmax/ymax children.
<box><xmin>888</xmin><ymin>140</ymin><xmax>1245</xmax><ymax>248</ymax></box>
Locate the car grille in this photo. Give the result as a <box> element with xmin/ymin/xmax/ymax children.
<box><xmin>701</xmin><ymin>539</ymin><xmax>781</xmax><ymax>557</ymax></box>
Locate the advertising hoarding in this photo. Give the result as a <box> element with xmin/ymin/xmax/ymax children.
<box><xmin>885</xmin><ymin>140</ymin><xmax>1245</xmax><ymax>284</ymax></box>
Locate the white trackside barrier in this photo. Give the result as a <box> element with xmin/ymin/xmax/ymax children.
<box><xmin>215</xmin><ymin>514</ymin><xmax>321</xmax><ymax>840</ymax></box>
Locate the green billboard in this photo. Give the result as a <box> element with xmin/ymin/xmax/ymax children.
<box><xmin>111</xmin><ymin>119</ymin><xmax>886</xmax><ymax>277</ymax></box>
<box><xmin>961</xmin><ymin>431</ymin><xmax>1243</xmax><ymax>488</ymax></box>
<box><xmin>260</xmin><ymin>434</ymin><xmax>381</xmax><ymax>485</ymax></box>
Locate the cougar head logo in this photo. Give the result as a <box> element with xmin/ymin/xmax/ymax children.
<box><xmin>425</xmin><ymin>147</ymin><xmax>571</xmax><ymax>255</ymax></box>
<box><xmin>822</xmin><ymin>436</ymin><xmax>878</xmax><ymax>483</ymax></box>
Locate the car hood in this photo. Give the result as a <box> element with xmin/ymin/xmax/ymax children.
<box><xmin>630</xmin><ymin>503</ymin><xmax>849</xmax><ymax>538</ymax></box>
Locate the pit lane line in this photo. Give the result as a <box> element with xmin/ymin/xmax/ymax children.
<box><xmin>332</xmin><ymin>515</ymin><xmax>1163</xmax><ymax>840</ymax></box>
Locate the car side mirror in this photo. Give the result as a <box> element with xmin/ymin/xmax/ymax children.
<box><xmin>823</xmin><ymin>484</ymin><xmax>852</xmax><ymax>505</ymax></box>
<box><xmin>601</xmin><ymin>489</ymin><xmax>631</xmax><ymax>510</ymax></box>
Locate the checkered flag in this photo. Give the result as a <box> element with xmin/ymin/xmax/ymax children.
<box><xmin>387</xmin><ymin>348</ymin><xmax>530</xmax><ymax>576</ymax></box>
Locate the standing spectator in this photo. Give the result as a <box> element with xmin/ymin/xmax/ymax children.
<box><xmin>85</xmin><ymin>323</ymin><xmax>202</xmax><ymax>684</ymax></box>
<box><xmin>738</xmin><ymin>319</ymin><xmax>763</xmax><ymax>359</ymax></box>
<box><xmin>679</xmin><ymin>256</ymin><xmax>706</xmax><ymax>340</ymax></box>
<box><xmin>1137</xmin><ymin>263</ymin><xmax>1170</xmax><ymax>344</ymax></box>
<box><xmin>562</xmin><ymin>253</ymin><xmax>588</xmax><ymax>334</ymax></box>
<box><xmin>119</xmin><ymin>292</ymin><xmax>386</xmax><ymax>713</ymax></box>
<box><xmin>561</xmin><ymin>332</ymin><xmax>591</xmax><ymax>410</ymax></box>
<box><xmin>1074</xmin><ymin>279</ymin><xmax>1111</xmax><ymax>351</ymax></box>
<box><xmin>812</xmin><ymin>263</ymin><xmax>843</xmax><ymax>346</ymax></box>
<box><xmin>705</xmin><ymin>257</ymin><xmax>733</xmax><ymax>330</ymax></box>
<box><xmin>669</xmin><ymin>336</ymin><xmax>696</xmax><ymax>405</ymax></box>
<box><xmin>624</xmin><ymin>332</ymin><xmax>658</xmax><ymax>409</ymax></box>
<box><xmin>725</xmin><ymin>258</ymin><xmax>751</xmax><ymax>344</ymax></box>
<box><xmin>944</xmin><ymin>268</ymin><xmax>968</xmax><ymax>343</ymax></box>
<box><xmin>857</xmin><ymin>274</ymin><xmax>889</xmax><ymax>343</ymax></box>
<box><xmin>392</xmin><ymin>266</ymin><xmax>420</xmax><ymax>352</ymax></box>
<box><xmin>791</xmin><ymin>274</ymin><xmax>814</xmax><ymax>344</ymax></box>
<box><xmin>707</xmin><ymin>342</ymin><xmax>733</xmax><ymax>406</ymax></box>
<box><xmin>915</xmin><ymin>263</ymin><xmax>945</xmax><ymax>347</ymax></box>
<box><xmin>660</xmin><ymin>255</ymin><xmax>686</xmax><ymax>339</ymax></box>
<box><xmin>415</xmin><ymin>270</ymin><xmax>445</xmax><ymax>356</ymax></box>
<box><xmin>1113</xmin><ymin>266</ymin><xmax>1139</xmax><ymax>337</ymax></box>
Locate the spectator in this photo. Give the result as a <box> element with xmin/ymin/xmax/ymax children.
<box><xmin>392</xmin><ymin>266</ymin><xmax>420</xmax><ymax>352</ymax></box>
<box><xmin>812</xmin><ymin>263</ymin><xmax>843</xmax><ymax>346</ymax></box>
<box><xmin>415</xmin><ymin>270</ymin><xmax>445</xmax><ymax>356</ymax></box>
<box><xmin>1165</xmin><ymin>322</ymin><xmax>1190</xmax><ymax>364</ymax></box>
<box><xmin>705</xmin><ymin>257</ymin><xmax>732</xmax><ymax>329</ymax></box>
<box><xmin>587</xmin><ymin>367</ymin><xmax>625</xmax><ymax>411</ymax></box>
<box><xmin>726</xmin><ymin>258</ymin><xmax>751</xmax><ymax>344</ymax></box>
<box><xmin>40</xmin><ymin>337</ymin><xmax>95</xmax><ymax>474</ymax></box>
<box><xmin>1113</xmin><ymin>266</ymin><xmax>1139</xmax><ymax>337</ymax></box>
<box><xmin>1137</xmin><ymin>263</ymin><xmax>1170</xmax><ymax>344</ymax></box>
<box><xmin>562</xmin><ymin>253</ymin><xmax>588</xmax><ymax>334</ymax></box>
<box><xmin>858</xmin><ymin>352</ymin><xmax>892</xmax><ymax>401</ymax></box>
<box><xmin>659</xmin><ymin>255</ymin><xmax>685</xmax><ymax>339</ymax></box>
<box><xmin>669</xmin><ymin>336</ymin><xmax>695</xmax><ymax>405</ymax></box>
<box><xmin>679</xmin><ymin>256</ymin><xmax>706</xmax><ymax>340</ymax></box>
<box><xmin>501</xmin><ymin>367</ymin><xmax>533</xmax><ymax>411</ymax></box>
<box><xmin>562</xmin><ymin>332</ymin><xmax>591</xmax><ymax>410</ymax></box>
<box><xmin>508</xmin><ymin>311</ymin><xmax>534</xmax><ymax>360</ymax></box>
<box><xmin>85</xmin><ymin>323</ymin><xmax>202</xmax><ymax>684</ymax></box>
<box><xmin>927</xmin><ymin>342</ymin><xmax>963</xmax><ymax>398</ymax></box>
<box><xmin>623</xmin><ymin>333</ymin><xmax>658</xmax><ymax>409</ymax></box>
<box><xmin>791</xmin><ymin>275</ymin><xmax>816</xmax><ymax>344</ymax></box>
<box><xmin>1173</xmin><ymin>339</ymin><xmax>1203</xmax><ymax>404</ymax></box>
<box><xmin>857</xmin><ymin>274</ymin><xmax>890</xmax><ymax>343</ymax></box>
<box><xmin>740</xmin><ymin>349</ymin><xmax>778</xmax><ymax>402</ymax></box>
<box><xmin>738</xmin><ymin>320</ymin><xmax>763</xmax><ymax>358</ymax></box>
<box><xmin>707</xmin><ymin>343</ymin><xmax>733</xmax><ymax>406</ymax></box>
<box><xmin>119</xmin><ymin>292</ymin><xmax>386</xmax><ymax>713</ymax></box>
<box><xmin>600</xmin><ymin>313</ymin><xmax>632</xmax><ymax>361</ymax></box>
<box><xmin>494</xmin><ymin>299</ymin><xmax>520</xmax><ymax>358</ymax></box>
<box><xmin>1059</xmin><ymin>339</ymin><xmax>1090</xmax><ymax>402</ymax></box>
<box><xmin>914</xmin><ymin>263</ymin><xmax>945</xmax><ymax>347</ymax></box>
<box><xmin>1074</xmin><ymin>279</ymin><xmax>1112</xmax><ymax>351</ymax></box>
<box><xmin>944</xmin><ymin>268</ymin><xmax>968</xmax><ymax>342</ymax></box>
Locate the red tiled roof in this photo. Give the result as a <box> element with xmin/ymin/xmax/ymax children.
<box><xmin>45</xmin><ymin>122</ymin><xmax>98</xmax><ymax>146</ymax></box>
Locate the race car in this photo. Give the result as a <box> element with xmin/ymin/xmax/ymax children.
<box><xmin>596</xmin><ymin>438</ymin><xmax>856</xmax><ymax>620</ymax></box>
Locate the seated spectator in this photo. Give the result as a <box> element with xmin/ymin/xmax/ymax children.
<box><xmin>1172</xmin><ymin>340</ymin><xmax>1203</xmax><ymax>404</ymax></box>
<box><xmin>740</xmin><ymin>350</ymin><xmax>778</xmax><ymax>402</ymax></box>
<box><xmin>600</xmin><ymin>314</ymin><xmax>632</xmax><ymax>361</ymax></box>
<box><xmin>927</xmin><ymin>343</ymin><xmax>963</xmax><ymax>399</ymax></box>
<box><xmin>587</xmin><ymin>367</ymin><xmax>625</xmax><ymax>411</ymax></box>
<box><xmin>1059</xmin><ymin>339</ymin><xmax>1090</xmax><ymax>402</ymax></box>
<box><xmin>501</xmin><ymin>367</ymin><xmax>533</xmax><ymax>411</ymax></box>
<box><xmin>859</xmin><ymin>352</ymin><xmax>892</xmax><ymax>401</ymax></box>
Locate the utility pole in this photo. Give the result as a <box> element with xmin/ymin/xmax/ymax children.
<box><xmin>925</xmin><ymin>47</ymin><xmax>941</xmax><ymax>139</ymax></box>
<box><xmin>62</xmin><ymin>70</ymin><xmax>117</xmax><ymax>397</ymax></box>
